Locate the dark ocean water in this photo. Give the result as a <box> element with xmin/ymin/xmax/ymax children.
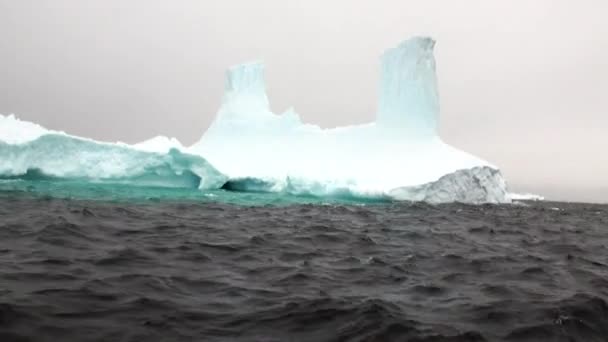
<box><xmin>1</xmin><ymin>191</ymin><xmax>607</xmax><ymax>342</ymax></box>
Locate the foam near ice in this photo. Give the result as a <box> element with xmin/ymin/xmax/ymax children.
<box><xmin>0</xmin><ymin>37</ymin><xmax>522</xmax><ymax>203</ymax></box>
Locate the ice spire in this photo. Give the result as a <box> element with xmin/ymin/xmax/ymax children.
<box><xmin>376</xmin><ymin>37</ymin><xmax>439</xmax><ymax>137</ymax></box>
<box><xmin>219</xmin><ymin>61</ymin><xmax>270</xmax><ymax>120</ymax></box>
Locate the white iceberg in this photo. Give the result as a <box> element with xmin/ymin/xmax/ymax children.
<box><xmin>508</xmin><ymin>193</ymin><xmax>545</xmax><ymax>201</ymax></box>
<box><xmin>0</xmin><ymin>37</ymin><xmax>518</xmax><ymax>203</ymax></box>
<box><xmin>0</xmin><ymin>114</ymin><xmax>226</xmax><ymax>189</ymax></box>
<box><xmin>191</xmin><ymin>37</ymin><xmax>510</xmax><ymax>203</ymax></box>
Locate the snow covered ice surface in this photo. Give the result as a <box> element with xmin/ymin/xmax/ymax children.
<box><xmin>0</xmin><ymin>37</ymin><xmax>529</xmax><ymax>204</ymax></box>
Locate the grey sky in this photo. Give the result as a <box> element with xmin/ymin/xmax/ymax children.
<box><xmin>1</xmin><ymin>0</ymin><xmax>607</xmax><ymax>203</ymax></box>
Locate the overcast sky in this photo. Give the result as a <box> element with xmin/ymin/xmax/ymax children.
<box><xmin>1</xmin><ymin>0</ymin><xmax>607</xmax><ymax>203</ymax></box>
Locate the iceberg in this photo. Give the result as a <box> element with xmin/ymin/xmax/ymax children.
<box><xmin>191</xmin><ymin>37</ymin><xmax>510</xmax><ymax>203</ymax></box>
<box><xmin>0</xmin><ymin>114</ymin><xmax>226</xmax><ymax>190</ymax></box>
<box><xmin>0</xmin><ymin>37</ymin><xmax>514</xmax><ymax>203</ymax></box>
<box><xmin>508</xmin><ymin>193</ymin><xmax>545</xmax><ymax>201</ymax></box>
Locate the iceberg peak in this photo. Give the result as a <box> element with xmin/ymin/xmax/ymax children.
<box><xmin>220</xmin><ymin>61</ymin><xmax>271</xmax><ymax>121</ymax></box>
<box><xmin>215</xmin><ymin>37</ymin><xmax>441</xmax><ymax>138</ymax></box>
<box><xmin>377</xmin><ymin>36</ymin><xmax>439</xmax><ymax>137</ymax></box>
<box><xmin>225</xmin><ymin>61</ymin><xmax>266</xmax><ymax>95</ymax></box>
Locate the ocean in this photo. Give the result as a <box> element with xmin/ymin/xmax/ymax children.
<box><xmin>0</xmin><ymin>182</ymin><xmax>607</xmax><ymax>341</ymax></box>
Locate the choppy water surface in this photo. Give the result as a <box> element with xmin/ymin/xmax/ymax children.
<box><xmin>0</xmin><ymin>190</ymin><xmax>607</xmax><ymax>342</ymax></box>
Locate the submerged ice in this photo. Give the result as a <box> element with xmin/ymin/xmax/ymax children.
<box><xmin>0</xmin><ymin>37</ymin><xmax>512</xmax><ymax>203</ymax></box>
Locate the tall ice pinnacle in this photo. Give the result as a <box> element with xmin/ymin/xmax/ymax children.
<box><xmin>376</xmin><ymin>37</ymin><xmax>439</xmax><ymax>137</ymax></box>
<box><xmin>219</xmin><ymin>62</ymin><xmax>271</xmax><ymax>120</ymax></box>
